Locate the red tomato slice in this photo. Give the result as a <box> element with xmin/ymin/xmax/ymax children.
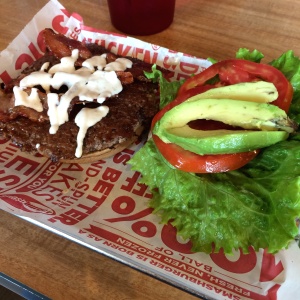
<box><xmin>153</xmin><ymin>135</ymin><xmax>259</xmax><ymax>173</ymax></box>
<box><xmin>152</xmin><ymin>59</ymin><xmax>293</xmax><ymax>173</ymax></box>
<box><xmin>178</xmin><ymin>59</ymin><xmax>293</xmax><ymax>112</ymax></box>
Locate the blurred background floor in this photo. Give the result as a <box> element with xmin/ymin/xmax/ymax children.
<box><xmin>0</xmin><ymin>285</ymin><xmax>25</xmax><ymax>300</ymax></box>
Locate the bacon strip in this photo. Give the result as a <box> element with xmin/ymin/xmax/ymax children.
<box><xmin>0</xmin><ymin>88</ymin><xmax>49</xmax><ymax>122</ymax></box>
<box><xmin>0</xmin><ymin>90</ymin><xmax>14</xmax><ymax>122</ymax></box>
<box><xmin>42</xmin><ymin>28</ymin><xmax>92</xmax><ymax>65</ymax></box>
<box><xmin>117</xmin><ymin>71</ymin><xmax>134</xmax><ymax>85</ymax></box>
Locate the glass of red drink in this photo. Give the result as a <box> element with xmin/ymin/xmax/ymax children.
<box><xmin>107</xmin><ymin>0</ymin><xmax>176</xmax><ymax>35</ymax></box>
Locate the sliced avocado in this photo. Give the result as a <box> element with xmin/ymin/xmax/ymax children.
<box><xmin>153</xmin><ymin>98</ymin><xmax>296</xmax><ymax>155</ymax></box>
<box><xmin>186</xmin><ymin>81</ymin><xmax>278</xmax><ymax>103</ymax></box>
<box><xmin>156</xmin><ymin>99</ymin><xmax>295</xmax><ymax>133</ymax></box>
<box><xmin>161</xmin><ymin>127</ymin><xmax>288</xmax><ymax>155</ymax></box>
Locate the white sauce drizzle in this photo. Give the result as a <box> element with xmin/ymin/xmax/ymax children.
<box><xmin>47</xmin><ymin>93</ymin><xmax>60</xmax><ymax>134</ymax></box>
<box><xmin>20</xmin><ymin>72</ymin><xmax>52</xmax><ymax>93</ymax></box>
<box><xmin>13</xmin><ymin>49</ymin><xmax>133</xmax><ymax>158</ymax></box>
<box><xmin>105</xmin><ymin>58</ymin><xmax>133</xmax><ymax>71</ymax></box>
<box><xmin>40</xmin><ymin>62</ymin><xmax>50</xmax><ymax>71</ymax></box>
<box><xmin>13</xmin><ymin>86</ymin><xmax>43</xmax><ymax>112</ymax></box>
<box><xmin>74</xmin><ymin>106</ymin><xmax>109</xmax><ymax>158</ymax></box>
<box><xmin>82</xmin><ymin>54</ymin><xmax>107</xmax><ymax>70</ymax></box>
<box><xmin>48</xmin><ymin>49</ymin><xmax>78</xmax><ymax>74</ymax></box>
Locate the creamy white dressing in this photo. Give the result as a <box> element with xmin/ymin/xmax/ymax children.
<box><xmin>80</xmin><ymin>70</ymin><xmax>122</xmax><ymax>102</ymax></box>
<box><xmin>20</xmin><ymin>72</ymin><xmax>53</xmax><ymax>93</ymax></box>
<box><xmin>13</xmin><ymin>86</ymin><xmax>43</xmax><ymax>112</ymax></box>
<box><xmin>82</xmin><ymin>54</ymin><xmax>107</xmax><ymax>70</ymax></box>
<box><xmin>51</xmin><ymin>68</ymin><xmax>93</xmax><ymax>90</ymax></box>
<box><xmin>40</xmin><ymin>62</ymin><xmax>50</xmax><ymax>71</ymax></box>
<box><xmin>74</xmin><ymin>106</ymin><xmax>109</xmax><ymax>158</ymax></box>
<box><xmin>48</xmin><ymin>49</ymin><xmax>79</xmax><ymax>74</ymax></box>
<box><xmin>105</xmin><ymin>58</ymin><xmax>133</xmax><ymax>71</ymax></box>
<box><xmin>47</xmin><ymin>93</ymin><xmax>60</xmax><ymax>134</ymax></box>
<box><xmin>13</xmin><ymin>49</ymin><xmax>133</xmax><ymax>158</ymax></box>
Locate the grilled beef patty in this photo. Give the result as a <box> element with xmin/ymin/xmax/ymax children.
<box><xmin>0</xmin><ymin>81</ymin><xmax>159</xmax><ymax>162</ymax></box>
<box><xmin>0</xmin><ymin>29</ymin><xmax>163</xmax><ymax>162</ymax></box>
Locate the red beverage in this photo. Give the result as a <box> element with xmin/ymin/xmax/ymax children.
<box><xmin>107</xmin><ymin>0</ymin><xmax>176</xmax><ymax>35</ymax></box>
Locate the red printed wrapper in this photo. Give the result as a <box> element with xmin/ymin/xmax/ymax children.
<box><xmin>1</xmin><ymin>1</ymin><xmax>300</xmax><ymax>299</ymax></box>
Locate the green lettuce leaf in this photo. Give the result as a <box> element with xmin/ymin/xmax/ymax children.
<box><xmin>270</xmin><ymin>50</ymin><xmax>300</xmax><ymax>124</ymax></box>
<box><xmin>130</xmin><ymin>49</ymin><xmax>300</xmax><ymax>254</ymax></box>
<box><xmin>208</xmin><ymin>48</ymin><xmax>265</xmax><ymax>64</ymax></box>
<box><xmin>129</xmin><ymin>138</ymin><xmax>300</xmax><ymax>254</ymax></box>
<box><xmin>144</xmin><ymin>65</ymin><xmax>184</xmax><ymax>109</ymax></box>
<box><xmin>235</xmin><ymin>48</ymin><xmax>265</xmax><ymax>63</ymax></box>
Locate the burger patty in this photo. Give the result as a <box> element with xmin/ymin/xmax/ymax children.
<box><xmin>0</xmin><ymin>28</ymin><xmax>164</xmax><ymax>162</ymax></box>
<box><xmin>0</xmin><ymin>81</ymin><xmax>159</xmax><ymax>162</ymax></box>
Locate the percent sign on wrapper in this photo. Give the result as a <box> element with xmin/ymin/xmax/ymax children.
<box><xmin>104</xmin><ymin>195</ymin><xmax>194</xmax><ymax>254</ymax></box>
<box><xmin>105</xmin><ymin>195</ymin><xmax>157</xmax><ymax>238</ymax></box>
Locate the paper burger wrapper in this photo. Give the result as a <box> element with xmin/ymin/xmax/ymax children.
<box><xmin>0</xmin><ymin>0</ymin><xmax>299</xmax><ymax>299</ymax></box>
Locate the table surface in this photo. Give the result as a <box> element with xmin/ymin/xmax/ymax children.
<box><xmin>1</xmin><ymin>0</ymin><xmax>300</xmax><ymax>299</ymax></box>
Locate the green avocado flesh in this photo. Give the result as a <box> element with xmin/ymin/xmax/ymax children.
<box><xmin>153</xmin><ymin>97</ymin><xmax>294</xmax><ymax>155</ymax></box>
<box><xmin>162</xmin><ymin>127</ymin><xmax>288</xmax><ymax>154</ymax></box>
<box><xmin>186</xmin><ymin>81</ymin><xmax>279</xmax><ymax>103</ymax></box>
